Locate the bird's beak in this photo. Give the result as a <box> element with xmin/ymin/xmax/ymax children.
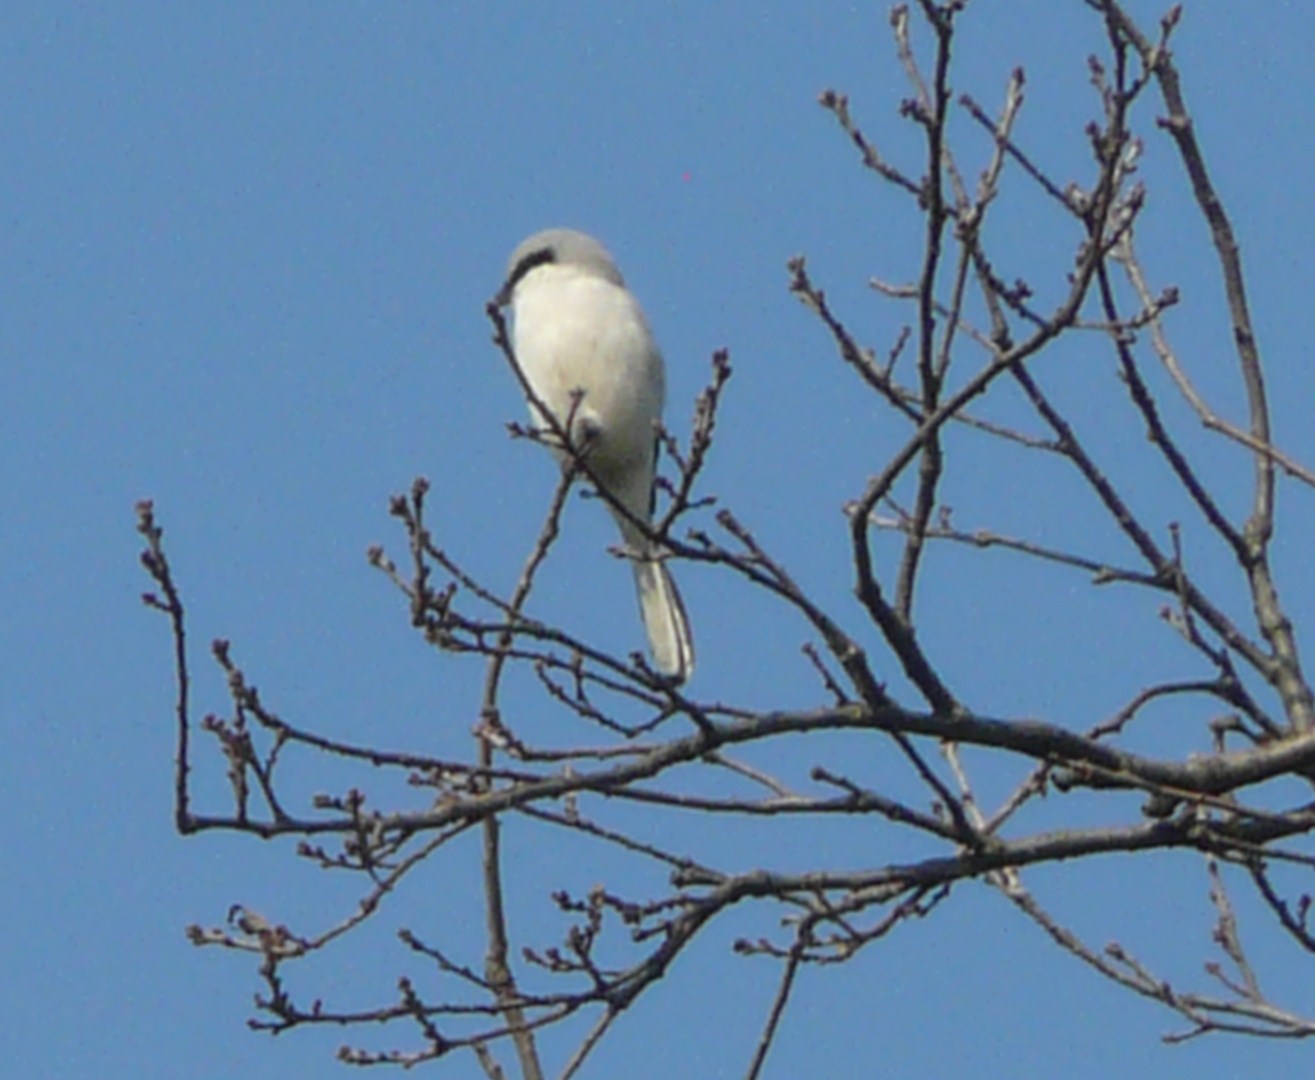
<box><xmin>493</xmin><ymin>280</ymin><xmax>514</xmax><ymax>309</ymax></box>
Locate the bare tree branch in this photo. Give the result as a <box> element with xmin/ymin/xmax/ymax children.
<box><xmin>139</xmin><ymin>3</ymin><xmax>1315</xmax><ymax>1072</ymax></box>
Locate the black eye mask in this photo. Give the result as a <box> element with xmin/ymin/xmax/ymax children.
<box><xmin>497</xmin><ymin>246</ymin><xmax>557</xmax><ymax>306</ymax></box>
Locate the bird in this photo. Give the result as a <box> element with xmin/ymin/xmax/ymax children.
<box><xmin>495</xmin><ymin>227</ymin><xmax>694</xmax><ymax>684</ymax></box>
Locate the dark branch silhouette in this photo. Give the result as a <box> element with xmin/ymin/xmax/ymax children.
<box><xmin>139</xmin><ymin>2</ymin><xmax>1315</xmax><ymax>1073</ymax></box>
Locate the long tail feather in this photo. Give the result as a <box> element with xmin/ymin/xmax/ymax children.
<box><xmin>631</xmin><ymin>557</ymin><xmax>694</xmax><ymax>683</ymax></box>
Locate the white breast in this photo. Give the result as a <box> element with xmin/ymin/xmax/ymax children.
<box><xmin>511</xmin><ymin>264</ymin><xmax>666</xmax><ymax>497</ymax></box>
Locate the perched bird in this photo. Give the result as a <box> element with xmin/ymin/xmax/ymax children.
<box><xmin>496</xmin><ymin>228</ymin><xmax>694</xmax><ymax>683</ymax></box>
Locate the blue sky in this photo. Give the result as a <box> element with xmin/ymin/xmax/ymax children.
<box><xmin>6</xmin><ymin>2</ymin><xmax>1315</xmax><ymax>1077</ymax></box>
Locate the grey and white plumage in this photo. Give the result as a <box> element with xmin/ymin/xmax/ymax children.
<box><xmin>497</xmin><ymin>228</ymin><xmax>694</xmax><ymax>683</ymax></box>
